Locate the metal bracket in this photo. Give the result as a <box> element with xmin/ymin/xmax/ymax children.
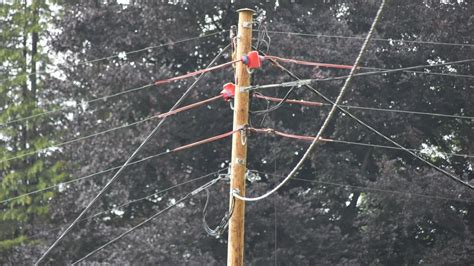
<box><xmin>236</xmin><ymin>158</ymin><xmax>246</xmax><ymax>165</ymax></box>
<box><xmin>241</xmin><ymin>79</ymin><xmax>313</xmax><ymax>92</ymax></box>
<box><xmin>242</xmin><ymin>21</ymin><xmax>253</xmax><ymax>29</ymax></box>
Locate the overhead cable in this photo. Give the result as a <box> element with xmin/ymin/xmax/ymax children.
<box><xmin>251</xmin><ymin>171</ymin><xmax>474</xmax><ymax>203</ymax></box>
<box><xmin>1</xmin><ymin>30</ymin><xmax>227</xmax><ymax>83</ymax></box>
<box><xmin>71</xmin><ymin>176</ymin><xmax>225</xmax><ymax>265</ymax></box>
<box><xmin>233</xmin><ymin>0</ymin><xmax>388</xmax><ymax>202</ymax></box>
<box><xmin>264</xmin><ymin>30</ymin><xmax>474</xmax><ymax>48</ymax></box>
<box><xmin>263</xmin><ymin>53</ymin><xmax>474</xmax><ymax>190</ymax></box>
<box><xmin>249</xmin><ymin>127</ymin><xmax>474</xmax><ymax>159</ymax></box>
<box><xmin>1</xmin><ymin>94</ymin><xmax>224</xmax><ymax>164</ymax></box>
<box><xmin>1</xmin><ymin>128</ymin><xmax>238</xmax><ymax>205</ymax></box>
<box><xmin>27</xmin><ymin>169</ymin><xmax>227</xmax><ymax>240</ymax></box>
<box><xmin>0</xmin><ymin>83</ymin><xmax>155</xmax><ymax>128</ymax></box>
<box><xmin>35</xmin><ymin>44</ymin><xmax>231</xmax><ymax>265</ymax></box>
<box><xmin>243</xmin><ymin>57</ymin><xmax>474</xmax><ymax>93</ymax></box>
<box><xmin>252</xmin><ymin>93</ymin><xmax>474</xmax><ymax>120</ymax></box>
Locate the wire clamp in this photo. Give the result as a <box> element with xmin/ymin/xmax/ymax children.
<box><xmin>242</xmin><ymin>21</ymin><xmax>253</xmax><ymax>29</ymax></box>
<box><xmin>240</xmin><ymin>125</ymin><xmax>249</xmax><ymax>146</ymax></box>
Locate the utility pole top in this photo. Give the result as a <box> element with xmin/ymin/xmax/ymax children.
<box><xmin>236</xmin><ymin>8</ymin><xmax>256</xmax><ymax>13</ymax></box>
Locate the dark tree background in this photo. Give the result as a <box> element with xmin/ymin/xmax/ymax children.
<box><xmin>2</xmin><ymin>0</ymin><xmax>473</xmax><ymax>265</ymax></box>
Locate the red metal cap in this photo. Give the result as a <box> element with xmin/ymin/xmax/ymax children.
<box><xmin>220</xmin><ymin>83</ymin><xmax>236</xmax><ymax>101</ymax></box>
<box><xmin>242</xmin><ymin>51</ymin><xmax>262</xmax><ymax>69</ymax></box>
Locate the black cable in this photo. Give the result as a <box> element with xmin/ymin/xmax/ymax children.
<box><xmin>250</xmin><ymin>86</ymin><xmax>296</xmax><ymax>115</ymax></box>
<box><xmin>35</xmin><ymin>44</ymin><xmax>232</xmax><ymax>265</ymax></box>
<box><xmin>202</xmin><ymin>188</ymin><xmax>235</xmax><ymax>238</ymax></box>
<box><xmin>71</xmin><ymin>176</ymin><xmax>223</xmax><ymax>264</ymax></box>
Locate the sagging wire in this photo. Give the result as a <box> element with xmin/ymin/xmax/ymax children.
<box><xmin>250</xmin><ymin>87</ymin><xmax>296</xmax><ymax>115</ymax></box>
<box><xmin>255</xmin><ymin>9</ymin><xmax>271</xmax><ymax>54</ymax></box>
<box><xmin>202</xmin><ymin>188</ymin><xmax>235</xmax><ymax>238</ymax></box>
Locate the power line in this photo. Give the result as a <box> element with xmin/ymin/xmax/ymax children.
<box><xmin>249</xmin><ymin>127</ymin><xmax>474</xmax><ymax>159</ymax></box>
<box><xmin>264</xmin><ymin>52</ymin><xmax>474</xmax><ymax>190</ymax></box>
<box><xmin>0</xmin><ymin>83</ymin><xmax>155</xmax><ymax>127</ymax></box>
<box><xmin>71</xmin><ymin>175</ymin><xmax>224</xmax><ymax>265</ymax></box>
<box><xmin>0</xmin><ymin>30</ymin><xmax>228</xmax><ymax>83</ymax></box>
<box><xmin>314</xmin><ymin>58</ymin><xmax>474</xmax><ymax>82</ymax></box>
<box><xmin>1</xmin><ymin>31</ymin><xmax>231</xmax><ymax>128</ymax></box>
<box><xmin>243</xmin><ymin>58</ymin><xmax>474</xmax><ymax>93</ymax></box>
<box><xmin>266</xmin><ymin>55</ymin><xmax>474</xmax><ymax>79</ymax></box>
<box><xmin>35</xmin><ymin>44</ymin><xmax>231</xmax><ymax>265</ymax></box>
<box><xmin>233</xmin><ymin>0</ymin><xmax>388</xmax><ymax>202</ymax></box>
<box><xmin>1</xmin><ymin>94</ymin><xmax>225</xmax><ymax>164</ymax></box>
<box><xmin>264</xmin><ymin>30</ymin><xmax>474</xmax><ymax>48</ymax></box>
<box><xmin>337</xmin><ymin>104</ymin><xmax>474</xmax><ymax>120</ymax></box>
<box><xmin>252</xmin><ymin>171</ymin><xmax>474</xmax><ymax>203</ymax></box>
<box><xmin>252</xmin><ymin>93</ymin><xmax>474</xmax><ymax>121</ymax></box>
<box><xmin>34</xmin><ymin>126</ymin><xmax>238</xmax><ymax>263</ymax></box>
<box><xmin>1</xmin><ymin>114</ymin><xmax>158</xmax><ymax>164</ymax></box>
<box><xmin>1</xmin><ymin>127</ymin><xmax>236</xmax><ymax>205</ymax></box>
<box><xmin>27</xmin><ymin>169</ymin><xmax>227</xmax><ymax>240</ymax></box>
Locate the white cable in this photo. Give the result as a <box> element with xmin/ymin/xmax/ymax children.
<box><xmin>233</xmin><ymin>0</ymin><xmax>387</xmax><ymax>202</ymax></box>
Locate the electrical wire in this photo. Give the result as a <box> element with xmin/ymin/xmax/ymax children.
<box><xmin>27</xmin><ymin>169</ymin><xmax>227</xmax><ymax>241</ymax></box>
<box><xmin>0</xmin><ymin>94</ymin><xmax>225</xmax><ymax>164</ymax></box>
<box><xmin>263</xmin><ymin>30</ymin><xmax>474</xmax><ymax>48</ymax></box>
<box><xmin>252</xmin><ymin>93</ymin><xmax>474</xmax><ymax>120</ymax></box>
<box><xmin>243</xmin><ymin>58</ymin><xmax>474</xmax><ymax>93</ymax></box>
<box><xmin>35</xmin><ymin>44</ymin><xmax>231</xmax><ymax>265</ymax></box>
<box><xmin>0</xmin><ymin>83</ymin><xmax>156</xmax><ymax>127</ymax></box>
<box><xmin>312</xmin><ymin>58</ymin><xmax>474</xmax><ymax>83</ymax></box>
<box><xmin>263</xmin><ymin>53</ymin><xmax>474</xmax><ymax>190</ymax></box>
<box><xmin>0</xmin><ymin>30</ymin><xmax>228</xmax><ymax>83</ymax></box>
<box><xmin>71</xmin><ymin>176</ymin><xmax>224</xmax><ymax>265</ymax></box>
<box><xmin>252</xmin><ymin>170</ymin><xmax>474</xmax><ymax>203</ymax></box>
<box><xmin>249</xmin><ymin>127</ymin><xmax>474</xmax><ymax>159</ymax></box>
<box><xmin>202</xmin><ymin>188</ymin><xmax>235</xmax><ymax>238</ymax></box>
<box><xmin>154</xmin><ymin>59</ymin><xmax>240</xmax><ymax>85</ymax></box>
<box><xmin>250</xmin><ymin>88</ymin><xmax>297</xmax><ymax>115</ymax></box>
<box><xmin>261</xmin><ymin>55</ymin><xmax>474</xmax><ymax>79</ymax></box>
<box><xmin>1</xmin><ymin>32</ymin><xmax>231</xmax><ymax>128</ymax></box>
<box><xmin>233</xmin><ymin>0</ymin><xmax>388</xmax><ymax>202</ymax></box>
<box><xmin>1</xmin><ymin>128</ymin><xmax>237</xmax><ymax>205</ymax></box>
<box><xmin>263</xmin><ymin>55</ymin><xmax>353</xmax><ymax>69</ymax></box>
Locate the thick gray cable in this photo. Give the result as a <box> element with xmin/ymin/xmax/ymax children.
<box><xmin>35</xmin><ymin>44</ymin><xmax>231</xmax><ymax>265</ymax></box>
<box><xmin>233</xmin><ymin>0</ymin><xmax>387</xmax><ymax>202</ymax></box>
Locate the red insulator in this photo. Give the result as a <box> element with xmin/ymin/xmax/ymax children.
<box><xmin>221</xmin><ymin>83</ymin><xmax>236</xmax><ymax>101</ymax></box>
<box><xmin>241</xmin><ymin>51</ymin><xmax>263</xmax><ymax>69</ymax></box>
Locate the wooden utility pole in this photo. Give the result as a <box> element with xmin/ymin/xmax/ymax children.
<box><xmin>227</xmin><ymin>8</ymin><xmax>254</xmax><ymax>266</ymax></box>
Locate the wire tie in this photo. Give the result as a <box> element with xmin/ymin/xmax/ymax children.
<box><xmin>231</xmin><ymin>188</ymin><xmax>240</xmax><ymax>196</ymax></box>
<box><xmin>240</xmin><ymin>125</ymin><xmax>248</xmax><ymax>146</ymax></box>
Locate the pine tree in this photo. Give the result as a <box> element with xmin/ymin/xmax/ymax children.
<box><xmin>0</xmin><ymin>0</ymin><xmax>66</xmax><ymax>261</ymax></box>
